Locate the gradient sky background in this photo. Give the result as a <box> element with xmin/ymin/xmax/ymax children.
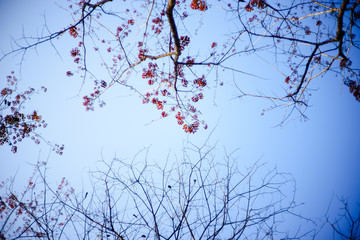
<box><xmin>0</xmin><ymin>0</ymin><xmax>360</xmax><ymax>239</ymax></box>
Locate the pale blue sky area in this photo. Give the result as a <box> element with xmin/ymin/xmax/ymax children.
<box><xmin>0</xmin><ymin>0</ymin><xmax>359</xmax><ymax>238</ymax></box>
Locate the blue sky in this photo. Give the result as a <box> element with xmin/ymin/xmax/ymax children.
<box><xmin>1</xmin><ymin>0</ymin><xmax>360</xmax><ymax>238</ymax></box>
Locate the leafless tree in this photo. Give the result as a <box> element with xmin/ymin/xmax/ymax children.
<box><xmin>0</xmin><ymin>144</ymin><xmax>314</xmax><ymax>239</ymax></box>
<box><xmin>320</xmin><ymin>198</ymin><xmax>360</xmax><ymax>240</ymax></box>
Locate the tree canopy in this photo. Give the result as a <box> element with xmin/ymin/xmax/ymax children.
<box><xmin>1</xmin><ymin>1</ymin><xmax>359</xmax><ymax>153</ymax></box>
